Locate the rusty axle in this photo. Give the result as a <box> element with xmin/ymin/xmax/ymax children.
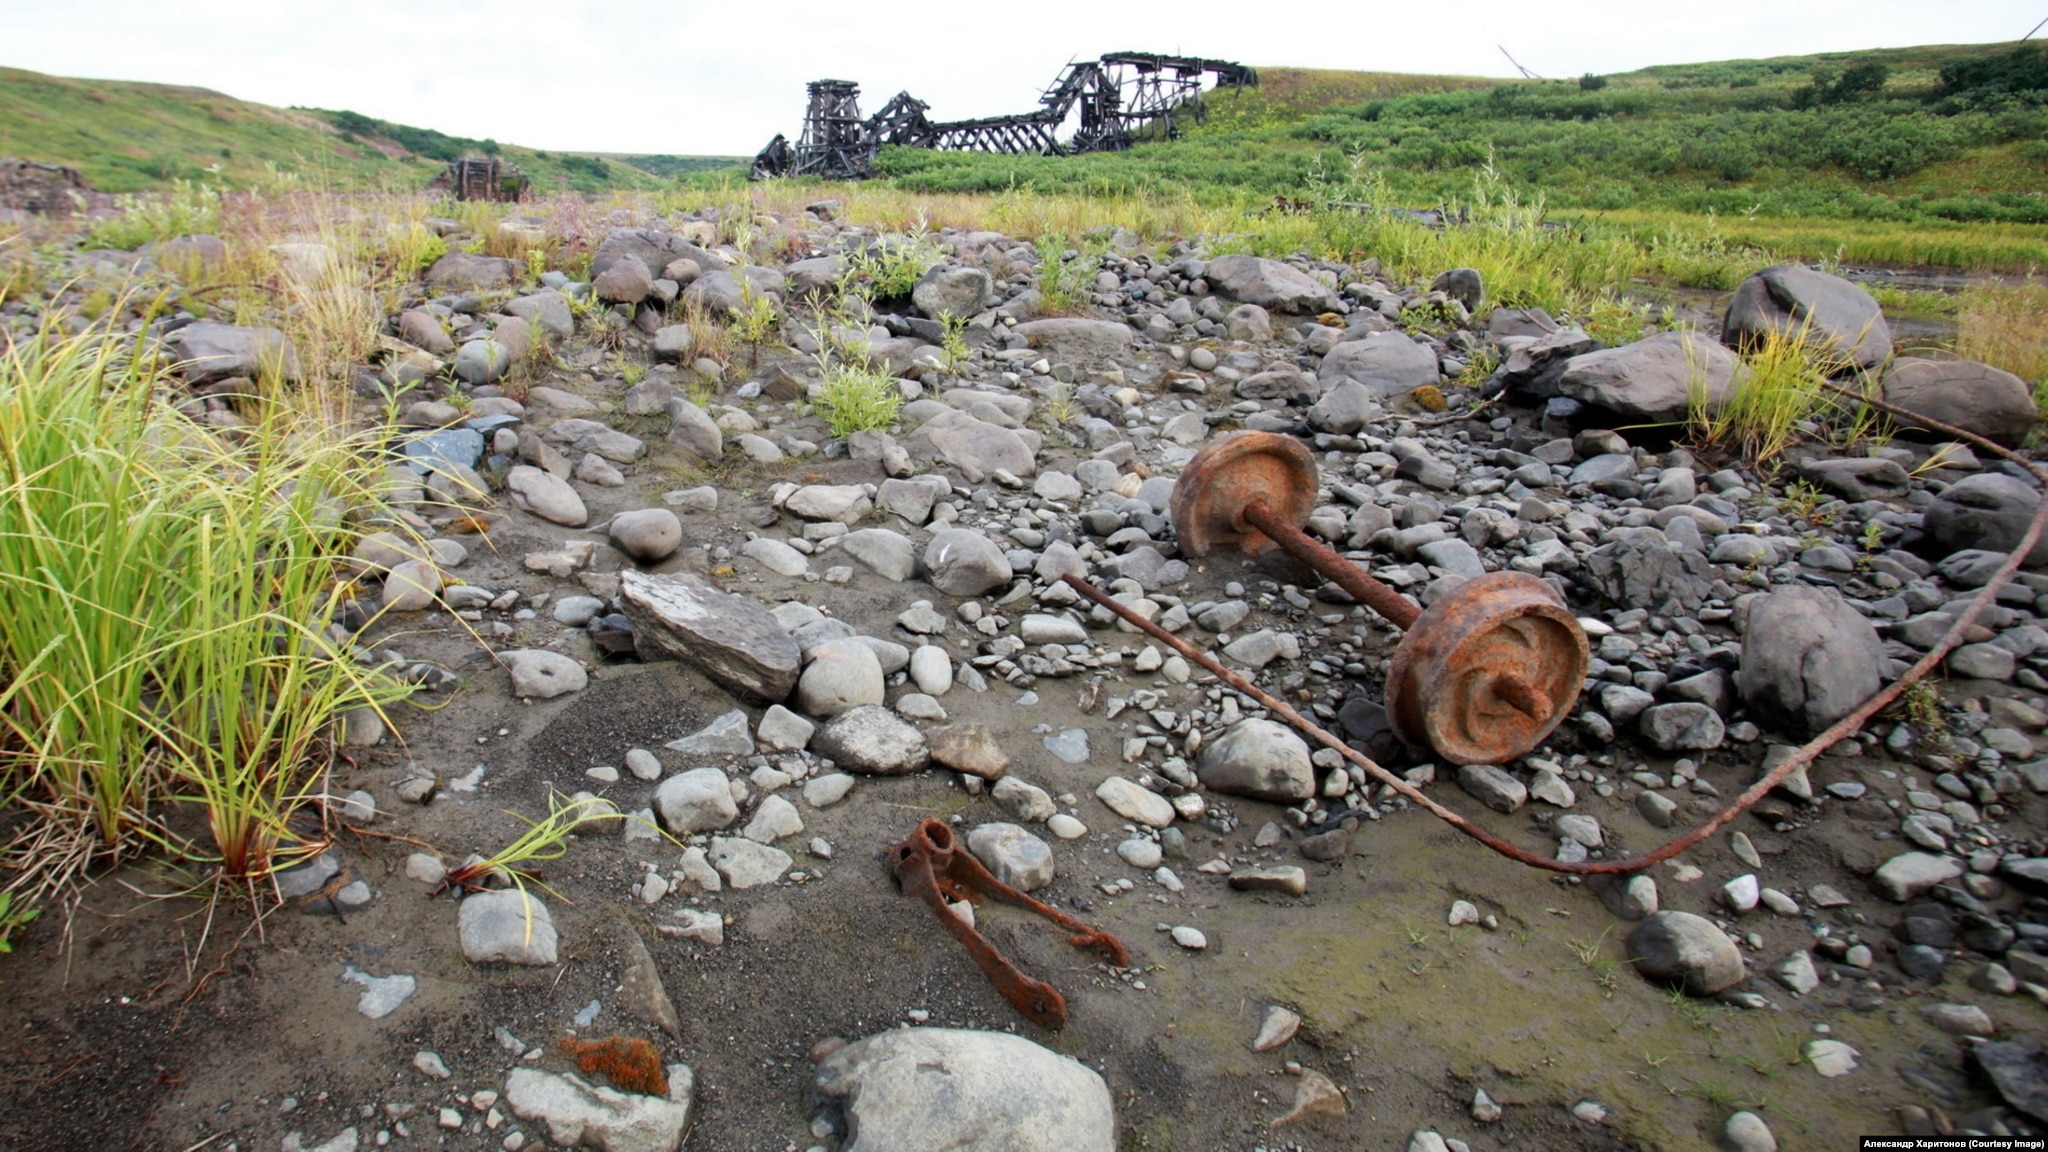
<box><xmin>1168</xmin><ymin>430</ymin><xmax>1588</xmax><ymax>763</ymax></box>
<box><xmin>1063</xmin><ymin>386</ymin><xmax>2048</xmax><ymax>874</ymax></box>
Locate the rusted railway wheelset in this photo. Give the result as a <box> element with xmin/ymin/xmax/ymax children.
<box><xmin>1169</xmin><ymin>431</ymin><xmax>1590</xmax><ymax>766</ymax></box>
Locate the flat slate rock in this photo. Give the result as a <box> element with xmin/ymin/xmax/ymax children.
<box><xmin>620</xmin><ymin>571</ymin><xmax>800</xmax><ymax>704</ymax></box>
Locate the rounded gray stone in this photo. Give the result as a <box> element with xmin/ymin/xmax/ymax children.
<box><xmin>1196</xmin><ymin>718</ymin><xmax>1314</xmax><ymax>802</ymax></box>
<box><xmin>967</xmin><ymin>822</ymin><xmax>1055</xmax><ymax>891</ymax></box>
<box><xmin>1628</xmin><ymin>910</ymin><xmax>1746</xmax><ymax>996</ymax></box>
<box><xmin>609</xmin><ymin>508</ymin><xmax>683</xmax><ymax>564</ymax></box>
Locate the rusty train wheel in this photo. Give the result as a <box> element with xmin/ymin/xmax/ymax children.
<box><xmin>1168</xmin><ymin>431</ymin><xmax>1318</xmax><ymax>558</ymax></box>
<box><xmin>1384</xmin><ymin>571</ymin><xmax>1589</xmax><ymax>766</ymax></box>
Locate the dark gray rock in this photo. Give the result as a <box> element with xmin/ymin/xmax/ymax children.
<box><xmin>619</xmin><ymin>571</ymin><xmax>801</xmax><ymax>703</ymax></box>
<box><xmin>1558</xmin><ymin>331</ymin><xmax>1747</xmax><ymax>423</ymax></box>
<box><xmin>1884</xmin><ymin>358</ymin><xmax>2037</xmax><ymax>448</ymax></box>
<box><xmin>165</xmin><ymin>322</ymin><xmax>301</xmax><ymax>382</ymax></box>
<box><xmin>1973</xmin><ymin>1040</ymin><xmax>2048</xmax><ymax>1123</ymax></box>
<box><xmin>1722</xmin><ymin>263</ymin><xmax>1891</xmax><ymax>368</ymax></box>
<box><xmin>1584</xmin><ymin>528</ymin><xmax>1715</xmax><ymax>615</ymax></box>
<box><xmin>1736</xmin><ymin>586</ymin><xmax>1886</xmax><ymax>735</ymax></box>
<box><xmin>1923</xmin><ymin>472</ymin><xmax>2048</xmax><ymax>567</ymax></box>
<box><xmin>1799</xmin><ymin>457</ymin><xmax>1909</xmax><ymax>502</ymax></box>
<box><xmin>1203</xmin><ymin>255</ymin><xmax>1341</xmax><ymax>314</ymax></box>
<box><xmin>1494</xmin><ymin>327</ymin><xmax>1598</xmax><ymax>400</ymax></box>
<box><xmin>1316</xmin><ymin>331</ymin><xmax>1440</xmax><ymax>398</ymax></box>
<box><xmin>1431</xmin><ymin>267</ymin><xmax>1483</xmax><ymax>309</ymax></box>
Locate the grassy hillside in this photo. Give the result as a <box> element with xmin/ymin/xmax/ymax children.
<box><xmin>0</xmin><ymin>66</ymin><xmax>687</xmax><ymax>195</ymax></box>
<box><xmin>868</xmin><ymin>42</ymin><xmax>2048</xmax><ymax>236</ymax></box>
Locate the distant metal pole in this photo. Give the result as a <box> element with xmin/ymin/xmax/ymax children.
<box><xmin>1497</xmin><ymin>45</ymin><xmax>1541</xmax><ymax>79</ymax></box>
<box><xmin>2023</xmin><ymin>13</ymin><xmax>2048</xmax><ymax>39</ymax></box>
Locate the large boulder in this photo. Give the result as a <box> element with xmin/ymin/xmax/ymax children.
<box><xmin>912</xmin><ymin>265</ymin><xmax>994</xmax><ymax>320</ymax></box>
<box><xmin>164</xmin><ymin>322</ymin><xmax>301</xmax><ymax>382</ymax></box>
<box><xmin>1558</xmin><ymin>331</ymin><xmax>1749</xmax><ymax>423</ymax></box>
<box><xmin>1196</xmin><ymin>718</ymin><xmax>1315</xmax><ymax>802</ymax></box>
<box><xmin>966</xmin><ymin>822</ymin><xmax>1054</xmax><ymax>891</ymax></box>
<box><xmin>1722</xmin><ymin>263</ymin><xmax>1892</xmax><ymax>369</ymax></box>
<box><xmin>812</xmin><ymin>1028</ymin><xmax>1114</xmax><ymax>1152</ymax></box>
<box><xmin>423</xmin><ymin>251</ymin><xmax>519</xmax><ymax>293</ymax></box>
<box><xmin>654</xmin><ymin>768</ymin><xmax>740</xmax><ymax>833</ymax></box>
<box><xmin>1203</xmin><ymin>255</ymin><xmax>1342</xmax><ymax>314</ymax></box>
<box><xmin>1736</xmin><ymin>585</ymin><xmax>1886</xmax><ymax>735</ymax></box>
<box><xmin>502</xmin><ymin>289</ymin><xmax>573</xmax><ymax>341</ymax></box>
<box><xmin>505</xmin><ymin>465</ymin><xmax>587</xmax><ymax>527</ymax></box>
<box><xmin>1884</xmin><ymin>358</ymin><xmax>2037</xmax><ymax>449</ymax></box>
<box><xmin>619</xmin><ymin>571</ymin><xmax>801</xmax><ymax>703</ymax></box>
<box><xmin>1494</xmin><ymin>326</ymin><xmax>1599</xmax><ymax>400</ymax></box>
<box><xmin>796</xmin><ymin>638</ymin><xmax>886</xmax><ymax>718</ymax></box>
<box><xmin>1923</xmin><ymin>472</ymin><xmax>2048</xmax><ymax>566</ymax></box>
<box><xmin>682</xmin><ymin>270</ymin><xmax>762</xmax><ymax>319</ymax></box>
<box><xmin>1316</xmin><ymin>331</ymin><xmax>1440</xmax><ymax>398</ymax></box>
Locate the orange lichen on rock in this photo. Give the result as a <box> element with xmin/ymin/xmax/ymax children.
<box><xmin>554</xmin><ymin>1035</ymin><xmax>668</xmax><ymax>1096</ymax></box>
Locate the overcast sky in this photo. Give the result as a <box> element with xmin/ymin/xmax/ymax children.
<box><xmin>2</xmin><ymin>1</ymin><xmax>2041</xmax><ymax>156</ymax></box>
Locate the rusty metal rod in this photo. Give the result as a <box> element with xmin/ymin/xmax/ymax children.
<box><xmin>1240</xmin><ymin>499</ymin><xmax>1423</xmax><ymax>629</ymax></box>
<box><xmin>1062</xmin><ymin>440</ymin><xmax>2048</xmax><ymax>874</ymax></box>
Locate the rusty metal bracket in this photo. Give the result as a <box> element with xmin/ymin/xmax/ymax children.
<box><xmin>1062</xmin><ymin>387</ymin><xmax>2048</xmax><ymax>875</ymax></box>
<box><xmin>890</xmin><ymin>818</ymin><xmax>1129</xmax><ymax>1029</ymax></box>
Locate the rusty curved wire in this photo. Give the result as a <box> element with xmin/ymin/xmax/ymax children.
<box><xmin>1062</xmin><ymin>389</ymin><xmax>2048</xmax><ymax>875</ymax></box>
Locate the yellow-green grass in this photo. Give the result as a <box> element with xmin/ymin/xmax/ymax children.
<box><xmin>0</xmin><ymin>321</ymin><xmax>409</xmax><ymax>908</ymax></box>
<box><xmin>1584</xmin><ymin>208</ymin><xmax>2048</xmax><ymax>273</ymax></box>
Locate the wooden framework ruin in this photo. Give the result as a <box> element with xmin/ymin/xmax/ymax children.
<box><xmin>427</xmin><ymin>155</ymin><xmax>530</xmax><ymax>202</ymax></box>
<box><xmin>750</xmin><ymin>52</ymin><xmax>1256</xmax><ymax>180</ymax></box>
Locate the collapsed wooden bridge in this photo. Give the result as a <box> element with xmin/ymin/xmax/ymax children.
<box><xmin>750</xmin><ymin>52</ymin><xmax>1256</xmax><ymax>180</ymax></box>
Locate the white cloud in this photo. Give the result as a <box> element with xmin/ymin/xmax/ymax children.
<box><xmin>0</xmin><ymin>0</ymin><xmax>2036</xmax><ymax>155</ymax></box>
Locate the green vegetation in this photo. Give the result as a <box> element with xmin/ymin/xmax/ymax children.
<box><xmin>1032</xmin><ymin>232</ymin><xmax>1105</xmax><ymax>316</ymax></box>
<box><xmin>848</xmin><ymin>41</ymin><xmax>2048</xmax><ymax>272</ymax></box>
<box><xmin>0</xmin><ymin>65</ymin><xmax>673</xmax><ymax>194</ymax></box>
<box><xmin>0</xmin><ymin>319</ymin><xmax>409</xmax><ymax>909</ymax></box>
<box><xmin>1691</xmin><ymin>325</ymin><xmax>1863</xmax><ymax>465</ymax></box>
<box><xmin>611</xmin><ymin>153</ymin><xmax>749</xmax><ymax>180</ymax></box>
<box><xmin>815</xmin><ymin>361</ymin><xmax>903</xmax><ymax>438</ymax></box>
<box><xmin>435</xmin><ymin>792</ymin><xmax>617</xmax><ymax>898</ymax></box>
<box><xmin>1957</xmin><ymin>278</ymin><xmax>2048</xmax><ymax>409</ymax></box>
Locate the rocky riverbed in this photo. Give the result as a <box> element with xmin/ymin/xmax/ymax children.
<box><xmin>3</xmin><ymin>200</ymin><xmax>2047</xmax><ymax>1152</ymax></box>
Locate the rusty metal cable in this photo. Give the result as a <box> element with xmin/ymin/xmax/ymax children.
<box><xmin>1060</xmin><ymin>390</ymin><xmax>2048</xmax><ymax>874</ymax></box>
